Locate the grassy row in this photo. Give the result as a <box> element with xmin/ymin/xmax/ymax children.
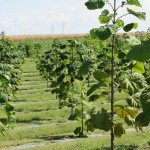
<box><xmin>28</xmin><ymin>128</ymin><xmax>150</xmax><ymax>150</ymax></box>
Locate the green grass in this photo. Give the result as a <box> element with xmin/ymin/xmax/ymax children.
<box><xmin>14</xmin><ymin>37</ymin><xmax>86</xmax><ymax>52</ymax></box>
<box><xmin>15</xmin><ymin>107</ymin><xmax>70</xmax><ymax>122</ymax></box>
<box><xmin>0</xmin><ymin>122</ymin><xmax>77</xmax><ymax>141</ymax></box>
<box><xmin>28</xmin><ymin>128</ymin><xmax>150</xmax><ymax>150</ymax></box>
<box><xmin>15</xmin><ymin>92</ymin><xmax>56</xmax><ymax>102</ymax></box>
<box><xmin>14</xmin><ymin>101</ymin><xmax>58</xmax><ymax>112</ymax></box>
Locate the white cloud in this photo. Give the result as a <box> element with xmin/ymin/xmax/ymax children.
<box><xmin>17</xmin><ymin>15</ymin><xmax>29</xmax><ymax>23</ymax></box>
<box><xmin>38</xmin><ymin>6</ymin><xmax>71</xmax><ymax>24</ymax></box>
<box><xmin>0</xmin><ymin>18</ymin><xmax>13</xmax><ymax>26</ymax></box>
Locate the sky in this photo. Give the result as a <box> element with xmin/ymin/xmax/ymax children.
<box><xmin>0</xmin><ymin>0</ymin><xmax>149</xmax><ymax>35</ymax></box>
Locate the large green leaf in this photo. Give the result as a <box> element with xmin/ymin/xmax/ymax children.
<box><xmin>90</xmin><ymin>28</ymin><xmax>98</xmax><ymax>39</ymax></box>
<box><xmin>96</xmin><ymin>26</ymin><xmax>112</xmax><ymax>40</ymax></box>
<box><xmin>77</xmin><ymin>61</ymin><xmax>93</xmax><ymax>77</ymax></box>
<box><xmin>99</xmin><ymin>15</ymin><xmax>110</xmax><ymax>24</ymax></box>
<box><xmin>87</xmin><ymin>82</ymin><xmax>106</xmax><ymax>96</ymax></box>
<box><xmin>116</xmin><ymin>19</ymin><xmax>124</xmax><ymax>28</ymax></box>
<box><xmin>127</xmin><ymin>0</ymin><xmax>142</xmax><ymax>7</ymax></box>
<box><xmin>132</xmin><ymin>62</ymin><xmax>145</xmax><ymax>73</ymax></box>
<box><xmin>89</xmin><ymin>94</ymin><xmax>101</xmax><ymax>101</ymax></box>
<box><xmin>135</xmin><ymin>112</ymin><xmax>150</xmax><ymax>127</ymax></box>
<box><xmin>114</xmin><ymin>105</ymin><xmax>138</xmax><ymax>118</ymax></box>
<box><xmin>140</xmin><ymin>88</ymin><xmax>150</xmax><ymax>113</ymax></box>
<box><xmin>123</xmin><ymin>23</ymin><xmax>138</xmax><ymax>32</ymax></box>
<box><xmin>74</xmin><ymin>127</ymin><xmax>82</xmax><ymax>135</ymax></box>
<box><xmin>114</xmin><ymin>123</ymin><xmax>125</xmax><ymax>137</ymax></box>
<box><xmin>126</xmin><ymin>93</ymin><xmax>141</xmax><ymax>108</ymax></box>
<box><xmin>93</xmin><ymin>70</ymin><xmax>109</xmax><ymax>81</ymax></box>
<box><xmin>85</xmin><ymin>0</ymin><xmax>108</xmax><ymax>10</ymax></box>
<box><xmin>101</xmin><ymin>9</ymin><xmax>109</xmax><ymax>15</ymax></box>
<box><xmin>99</xmin><ymin>9</ymin><xmax>110</xmax><ymax>24</ymax></box>
<box><xmin>127</xmin><ymin>44</ymin><xmax>150</xmax><ymax>62</ymax></box>
<box><xmin>131</xmin><ymin>72</ymin><xmax>146</xmax><ymax>89</ymax></box>
<box><xmin>127</xmin><ymin>8</ymin><xmax>146</xmax><ymax>20</ymax></box>
<box><xmin>124</xmin><ymin>116</ymin><xmax>135</xmax><ymax>126</ymax></box>
<box><xmin>89</xmin><ymin>108</ymin><xmax>113</xmax><ymax>131</ymax></box>
<box><xmin>121</xmin><ymin>78</ymin><xmax>138</xmax><ymax>94</ymax></box>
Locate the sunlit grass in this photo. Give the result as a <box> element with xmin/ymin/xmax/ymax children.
<box><xmin>28</xmin><ymin>128</ymin><xmax>150</xmax><ymax>150</ymax></box>
<box><xmin>14</xmin><ymin>101</ymin><xmax>58</xmax><ymax>112</ymax></box>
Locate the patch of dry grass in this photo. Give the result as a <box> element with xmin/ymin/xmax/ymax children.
<box><xmin>5</xmin><ymin>34</ymin><xmax>88</xmax><ymax>42</ymax></box>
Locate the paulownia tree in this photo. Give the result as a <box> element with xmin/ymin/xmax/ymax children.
<box><xmin>0</xmin><ymin>37</ymin><xmax>24</xmax><ymax>135</ymax></box>
<box><xmin>85</xmin><ymin>0</ymin><xmax>146</xmax><ymax>149</ymax></box>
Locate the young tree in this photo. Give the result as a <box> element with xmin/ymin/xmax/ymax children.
<box><xmin>85</xmin><ymin>0</ymin><xmax>146</xmax><ymax>149</ymax></box>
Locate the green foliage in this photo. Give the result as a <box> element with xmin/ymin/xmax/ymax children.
<box><xmin>18</xmin><ymin>39</ymin><xmax>34</xmax><ymax>57</ymax></box>
<box><xmin>89</xmin><ymin>94</ymin><xmax>101</xmax><ymax>102</ymax></box>
<box><xmin>116</xmin><ymin>19</ymin><xmax>124</xmax><ymax>28</ymax></box>
<box><xmin>99</xmin><ymin>9</ymin><xmax>111</xmax><ymax>24</ymax></box>
<box><xmin>114</xmin><ymin>105</ymin><xmax>138</xmax><ymax>119</ymax></box>
<box><xmin>123</xmin><ymin>23</ymin><xmax>138</xmax><ymax>32</ymax></box>
<box><xmin>87</xmin><ymin>82</ymin><xmax>104</xmax><ymax>96</ymax></box>
<box><xmin>36</xmin><ymin>1</ymin><xmax>148</xmax><ymax>147</ymax></box>
<box><xmin>121</xmin><ymin>72</ymin><xmax>146</xmax><ymax>94</ymax></box>
<box><xmin>87</xmin><ymin>108</ymin><xmax>113</xmax><ymax>132</ymax></box>
<box><xmin>74</xmin><ymin>126</ymin><xmax>82</xmax><ymax>136</ymax></box>
<box><xmin>93</xmin><ymin>70</ymin><xmax>109</xmax><ymax>81</ymax></box>
<box><xmin>126</xmin><ymin>36</ymin><xmax>141</xmax><ymax>46</ymax></box>
<box><xmin>77</xmin><ymin>60</ymin><xmax>93</xmax><ymax>78</ymax></box>
<box><xmin>135</xmin><ymin>112</ymin><xmax>150</xmax><ymax>127</ymax></box>
<box><xmin>90</xmin><ymin>29</ymin><xmax>98</xmax><ymax>39</ymax></box>
<box><xmin>124</xmin><ymin>116</ymin><xmax>135</xmax><ymax>126</ymax></box>
<box><xmin>85</xmin><ymin>0</ymin><xmax>108</xmax><ymax>10</ymax></box>
<box><xmin>132</xmin><ymin>62</ymin><xmax>145</xmax><ymax>73</ymax></box>
<box><xmin>114</xmin><ymin>123</ymin><xmax>126</xmax><ymax>137</ymax></box>
<box><xmin>0</xmin><ymin>37</ymin><xmax>23</xmax><ymax>135</ymax></box>
<box><xmin>127</xmin><ymin>0</ymin><xmax>142</xmax><ymax>7</ymax></box>
<box><xmin>127</xmin><ymin>8</ymin><xmax>146</xmax><ymax>20</ymax></box>
<box><xmin>127</xmin><ymin>42</ymin><xmax>150</xmax><ymax>62</ymax></box>
<box><xmin>96</xmin><ymin>26</ymin><xmax>112</xmax><ymax>40</ymax></box>
<box><xmin>126</xmin><ymin>93</ymin><xmax>141</xmax><ymax>108</ymax></box>
<box><xmin>85</xmin><ymin>0</ymin><xmax>146</xmax><ymax>147</ymax></box>
<box><xmin>140</xmin><ymin>87</ymin><xmax>150</xmax><ymax>113</ymax></box>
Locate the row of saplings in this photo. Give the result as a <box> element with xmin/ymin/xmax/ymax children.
<box><xmin>36</xmin><ymin>35</ymin><xmax>150</xmax><ymax>140</ymax></box>
<box><xmin>0</xmin><ymin>37</ymin><xmax>24</xmax><ymax>135</ymax></box>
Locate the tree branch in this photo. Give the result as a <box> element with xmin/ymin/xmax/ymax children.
<box><xmin>116</xmin><ymin>4</ymin><xmax>127</xmax><ymax>11</ymax></box>
<box><xmin>115</xmin><ymin>13</ymin><xmax>130</xmax><ymax>23</ymax></box>
<box><xmin>108</xmin><ymin>2</ymin><xmax>114</xmax><ymax>11</ymax></box>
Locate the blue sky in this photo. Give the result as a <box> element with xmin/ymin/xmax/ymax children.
<box><xmin>0</xmin><ymin>0</ymin><xmax>149</xmax><ymax>35</ymax></box>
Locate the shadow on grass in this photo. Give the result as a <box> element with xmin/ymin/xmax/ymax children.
<box><xmin>96</xmin><ymin>144</ymin><xmax>138</xmax><ymax>150</ymax></box>
<box><xmin>16</xmin><ymin>118</ymin><xmax>52</xmax><ymax>124</ymax></box>
<box><xmin>39</xmin><ymin>135</ymin><xmax>140</xmax><ymax>150</ymax></box>
<box><xmin>16</xmin><ymin>108</ymin><xmax>57</xmax><ymax>113</ymax></box>
<box><xmin>13</xmin><ymin>99</ymin><xmax>29</xmax><ymax>102</ymax></box>
<box><xmin>39</xmin><ymin>135</ymin><xmax>74</xmax><ymax>141</ymax></box>
<box><xmin>31</xmin><ymin>108</ymin><xmax>58</xmax><ymax>112</ymax></box>
<box><xmin>39</xmin><ymin>134</ymin><xmax>87</xmax><ymax>141</ymax></box>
